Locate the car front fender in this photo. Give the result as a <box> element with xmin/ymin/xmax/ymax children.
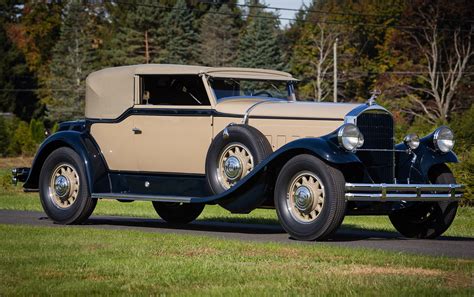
<box><xmin>395</xmin><ymin>142</ymin><xmax>458</xmax><ymax>183</ymax></box>
<box><xmin>193</xmin><ymin>137</ymin><xmax>361</xmax><ymax>212</ymax></box>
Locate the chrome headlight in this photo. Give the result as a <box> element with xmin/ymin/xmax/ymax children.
<box><xmin>433</xmin><ymin>126</ymin><xmax>455</xmax><ymax>153</ymax></box>
<box><xmin>338</xmin><ymin>124</ymin><xmax>364</xmax><ymax>152</ymax></box>
<box><xmin>403</xmin><ymin>133</ymin><xmax>420</xmax><ymax>150</ymax></box>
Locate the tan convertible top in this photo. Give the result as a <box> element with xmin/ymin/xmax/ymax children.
<box><xmin>85</xmin><ymin>64</ymin><xmax>295</xmax><ymax>119</ymax></box>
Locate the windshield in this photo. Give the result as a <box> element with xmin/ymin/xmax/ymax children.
<box><xmin>209</xmin><ymin>78</ymin><xmax>295</xmax><ymax>101</ymax></box>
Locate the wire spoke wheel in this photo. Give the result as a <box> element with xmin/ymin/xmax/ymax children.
<box><xmin>286</xmin><ymin>171</ymin><xmax>325</xmax><ymax>224</ymax></box>
<box><xmin>217</xmin><ymin>143</ymin><xmax>254</xmax><ymax>189</ymax></box>
<box><xmin>48</xmin><ymin>163</ymin><xmax>80</xmax><ymax>209</ymax></box>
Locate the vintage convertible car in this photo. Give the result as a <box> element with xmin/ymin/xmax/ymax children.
<box><xmin>13</xmin><ymin>64</ymin><xmax>464</xmax><ymax>240</ymax></box>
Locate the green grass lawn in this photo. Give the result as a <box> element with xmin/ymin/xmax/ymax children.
<box><xmin>1</xmin><ymin>224</ymin><xmax>473</xmax><ymax>296</ymax></box>
<box><xmin>1</xmin><ymin>168</ymin><xmax>473</xmax><ymax>295</ymax></box>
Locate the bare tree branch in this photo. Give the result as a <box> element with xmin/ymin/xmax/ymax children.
<box><xmin>405</xmin><ymin>4</ymin><xmax>473</xmax><ymax>122</ymax></box>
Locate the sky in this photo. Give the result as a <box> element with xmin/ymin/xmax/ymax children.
<box><xmin>238</xmin><ymin>0</ymin><xmax>313</xmax><ymax>27</ymax></box>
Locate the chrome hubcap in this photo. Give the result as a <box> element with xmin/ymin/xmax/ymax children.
<box><xmin>287</xmin><ymin>171</ymin><xmax>325</xmax><ymax>223</ymax></box>
<box><xmin>49</xmin><ymin>164</ymin><xmax>80</xmax><ymax>209</ymax></box>
<box><xmin>294</xmin><ymin>186</ymin><xmax>313</xmax><ymax>212</ymax></box>
<box><xmin>217</xmin><ymin>143</ymin><xmax>254</xmax><ymax>189</ymax></box>
<box><xmin>223</xmin><ymin>156</ymin><xmax>242</xmax><ymax>180</ymax></box>
<box><xmin>54</xmin><ymin>175</ymin><xmax>70</xmax><ymax>198</ymax></box>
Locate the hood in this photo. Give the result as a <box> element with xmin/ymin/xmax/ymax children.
<box><xmin>215</xmin><ymin>98</ymin><xmax>362</xmax><ymax>120</ymax></box>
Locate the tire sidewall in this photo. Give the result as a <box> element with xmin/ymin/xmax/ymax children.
<box><xmin>206</xmin><ymin>125</ymin><xmax>271</xmax><ymax>194</ymax></box>
<box><xmin>39</xmin><ymin>147</ymin><xmax>90</xmax><ymax>224</ymax></box>
<box><xmin>152</xmin><ymin>202</ymin><xmax>205</xmax><ymax>224</ymax></box>
<box><xmin>275</xmin><ymin>155</ymin><xmax>343</xmax><ymax>240</ymax></box>
<box><xmin>389</xmin><ymin>164</ymin><xmax>458</xmax><ymax>238</ymax></box>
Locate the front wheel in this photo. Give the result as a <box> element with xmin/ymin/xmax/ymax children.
<box><xmin>274</xmin><ymin>154</ymin><xmax>347</xmax><ymax>241</ymax></box>
<box><xmin>152</xmin><ymin>202</ymin><xmax>204</xmax><ymax>224</ymax></box>
<box><xmin>389</xmin><ymin>164</ymin><xmax>458</xmax><ymax>239</ymax></box>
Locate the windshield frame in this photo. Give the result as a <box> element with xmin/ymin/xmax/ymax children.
<box><xmin>207</xmin><ymin>77</ymin><xmax>297</xmax><ymax>103</ymax></box>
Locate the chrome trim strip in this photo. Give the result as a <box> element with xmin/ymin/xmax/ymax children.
<box><xmin>345</xmin><ymin>193</ymin><xmax>462</xmax><ymax>201</ymax></box>
<box><xmin>242</xmin><ymin>99</ymin><xmax>288</xmax><ymax>125</ymax></box>
<box><xmin>344</xmin><ymin>103</ymin><xmax>391</xmax><ymax>124</ymax></box>
<box><xmin>345</xmin><ymin>183</ymin><xmax>464</xmax><ymax>201</ymax></box>
<box><xmin>345</xmin><ymin>183</ymin><xmax>464</xmax><ymax>192</ymax></box>
<box><xmin>91</xmin><ymin>193</ymin><xmax>192</xmax><ymax>203</ymax></box>
<box><xmin>355</xmin><ymin>148</ymin><xmax>409</xmax><ymax>153</ymax></box>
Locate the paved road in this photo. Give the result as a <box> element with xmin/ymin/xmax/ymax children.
<box><xmin>1</xmin><ymin>210</ymin><xmax>473</xmax><ymax>259</ymax></box>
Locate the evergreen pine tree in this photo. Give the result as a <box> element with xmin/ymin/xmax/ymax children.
<box><xmin>106</xmin><ymin>0</ymin><xmax>164</xmax><ymax>65</ymax></box>
<box><xmin>161</xmin><ymin>0</ymin><xmax>199</xmax><ymax>64</ymax></box>
<box><xmin>199</xmin><ymin>5</ymin><xmax>240</xmax><ymax>67</ymax></box>
<box><xmin>47</xmin><ymin>0</ymin><xmax>99</xmax><ymax>122</ymax></box>
<box><xmin>237</xmin><ymin>9</ymin><xmax>283</xmax><ymax>69</ymax></box>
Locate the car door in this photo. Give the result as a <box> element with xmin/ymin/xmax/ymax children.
<box><xmin>90</xmin><ymin>116</ymin><xmax>139</xmax><ymax>171</ymax></box>
<box><xmin>133</xmin><ymin>75</ymin><xmax>213</xmax><ymax>174</ymax></box>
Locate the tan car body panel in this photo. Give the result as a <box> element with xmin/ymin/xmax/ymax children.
<box><xmin>87</xmin><ymin>64</ymin><xmax>363</xmax><ymax>173</ymax></box>
<box><xmin>90</xmin><ymin>117</ymin><xmax>138</xmax><ymax>171</ymax></box>
<box><xmin>213</xmin><ymin>99</ymin><xmax>360</xmax><ymax>151</ymax></box>
<box><xmin>215</xmin><ymin>99</ymin><xmax>359</xmax><ymax>120</ymax></box>
<box><xmin>132</xmin><ymin>107</ymin><xmax>212</xmax><ymax>174</ymax></box>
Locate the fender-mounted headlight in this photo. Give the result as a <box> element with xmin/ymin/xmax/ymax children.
<box><xmin>433</xmin><ymin>126</ymin><xmax>455</xmax><ymax>153</ymax></box>
<box><xmin>338</xmin><ymin>124</ymin><xmax>364</xmax><ymax>152</ymax></box>
<box><xmin>404</xmin><ymin>133</ymin><xmax>420</xmax><ymax>150</ymax></box>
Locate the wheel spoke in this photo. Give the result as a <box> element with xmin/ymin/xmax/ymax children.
<box><xmin>287</xmin><ymin>171</ymin><xmax>325</xmax><ymax>223</ymax></box>
<box><xmin>49</xmin><ymin>163</ymin><xmax>80</xmax><ymax>210</ymax></box>
<box><xmin>218</xmin><ymin>143</ymin><xmax>255</xmax><ymax>190</ymax></box>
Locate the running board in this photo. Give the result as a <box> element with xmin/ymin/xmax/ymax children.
<box><xmin>91</xmin><ymin>193</ymin><xmax>193</xmax><ymax>203</ymax></box>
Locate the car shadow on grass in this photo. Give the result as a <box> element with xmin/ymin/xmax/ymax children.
<box><xmin>84</xmin><ymin>216</ymin><xmax>285</xmax><ymax>235</ymax></box>
<box><xmin>333</xmin><ymin>224</ymin><xmax>474</xmax><ymax>242</ymax></box>
<box><xmin>81</xmin><ymin>215</ymin><xmax>474</xmax><ymax>242</ymax></box>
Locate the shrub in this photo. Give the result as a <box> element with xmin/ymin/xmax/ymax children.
<box><xmin>8</xmin><ymin>121</ymin><xmax>37</xmax><ymax>157</ymax></box>
<box><xmin>29</xmin><ymin>118</ymin><xmax>46</xmax><ymax>144</ymax></box>
<box><xmin>0</xmin><ymin>170</ymin><xmax>13</xmax><ymax>192</ymax></box>
<box><xmin>0</xmin><ymin>117</ymin><xmax>9</xmax><ymax>157</ymax></box>
<box><xmin>450</xmin><ymin>104</ymin><xmax>474</xmax><ymax>205</ymax></box>
<box><xmin>452</xmin><ymin>147</ymin><xmax>474</xmax><ymax>206</ymax></box>
<box><xmin>451</xmin><ymin>103</ymin><xmax>474</xmax><ymax>150</ymax></box>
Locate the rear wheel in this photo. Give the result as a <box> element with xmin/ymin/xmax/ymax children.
<box><xmin>389</xmin><ymin>164</ymin><xmax>458</xmax><ymax>239</ymax></box>
<box><xmin>39</xmin><ymin>147</ymin><xmax>97</xmax><ymax>224</ymax></box>
<box><xmin>274</xmin><ymin>154</ymin><xmax>346</xmax><ymax>241</ymax></box>
<box><xmin>152</xmin><ymin>202</ymin><xmax>204</xmax><ymax>224</ymax></box>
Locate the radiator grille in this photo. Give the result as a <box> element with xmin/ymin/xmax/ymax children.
<box><xmin>356</xmin><ymin>111</ymin><xmax>395</xmax><ymax>183</ymax></box>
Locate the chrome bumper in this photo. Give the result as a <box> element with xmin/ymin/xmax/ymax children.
<box><xmin>345</xmin><ymin>183</ymin><xmax>464</xmax><ymax>202</ymax></box>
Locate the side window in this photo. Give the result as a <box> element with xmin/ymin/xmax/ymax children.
<box><xmin>140</xmin><ymin>75</ymin><xmax>210</xmax><ymax>106</ymax></box>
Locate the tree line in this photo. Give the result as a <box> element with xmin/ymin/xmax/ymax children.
<box><xmin>0</xmin><ymin>0</ymin><xmax>472</xmax><ymax>203</ymax></box>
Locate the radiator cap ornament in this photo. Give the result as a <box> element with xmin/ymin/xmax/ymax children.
<box><xmin>368</xmin><ymin>89</ymin><xmax>381</xmax><ymax>106</ymax></box>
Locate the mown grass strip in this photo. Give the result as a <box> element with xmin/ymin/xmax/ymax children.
<box><xmin>0</xmin><ymin>224</ymin><xmax>472</xmax><ymax>296</ymax></box>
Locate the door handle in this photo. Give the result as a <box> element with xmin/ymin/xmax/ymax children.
<box><xmin>132</xmin><ymin>128</ymin><xmax>142</xmax><ymax>134</ymax></box>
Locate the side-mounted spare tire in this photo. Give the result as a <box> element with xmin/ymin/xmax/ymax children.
<box><xmin>205</xmin><ymin>124</ymin><xmax>273</xmax><ymax>212</ymax></box>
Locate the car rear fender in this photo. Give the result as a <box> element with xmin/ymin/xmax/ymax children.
<box><xmin>23</xmin><ymin>130</ymin><xmax>109</xmax><ymax>193</ymax></box>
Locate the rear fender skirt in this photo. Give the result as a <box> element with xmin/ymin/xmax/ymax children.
<box><xmin>23</xmin><ymin>130</ymin><xmax>109</xmax><ymax>193</ymax></box>
<box><xmin>395</xmin><ymin>142</ymin><xmax>458</xmax><ymax>183</ymax></box>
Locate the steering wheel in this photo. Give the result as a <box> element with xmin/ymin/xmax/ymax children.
<box><xmin>253</xmin><ymin>90</ymin><xmax>272</xmax><ymax>97</ymax></box>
